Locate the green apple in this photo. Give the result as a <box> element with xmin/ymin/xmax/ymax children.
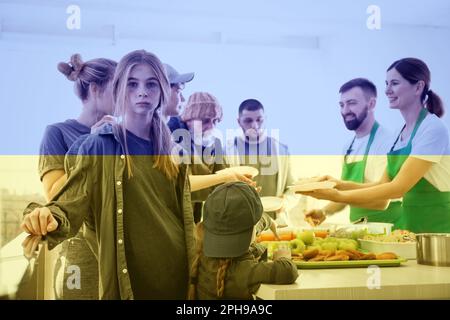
<box><xmin>289</xmin><ymin>238</ymin><xmax>306</xmax><ymax>254</ymax></box>
<box><xmin>348</xmin><ymin>239</ymin><xmax>359</xmax><ymax>249</ymax></box>
<box><xmin>320</xmin><ymin>242</ymin><xmax>338</xmax><ymax>251</ymax></box>
<box><xmin>306</xmin><ymin>245</ymin><xmax>321</xmax><ymax>251</ymax></box>
<box><xmin>297</xmin><ymin>230</ymin><xmax>315</xmax><ymax>245</ymax></box>
<box><xmin>338</xmin><ymin>240</ymin><xmax>358</xmax><ymax>251</ymax></box>
<box><xmin>312</xmin><ymin>238</ymin><xmax>324</xmax><ymax>246</ymax></box>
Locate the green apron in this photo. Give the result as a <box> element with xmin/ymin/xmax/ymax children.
<box><xmin>387</xmin><ymin>108</ymin><xmax>450</xmax><ymax>233</ymax></box>
<box><xmin>342</xmin><ymin>122</ymin><xmax>403</xmax><ymax>228</ymax></box>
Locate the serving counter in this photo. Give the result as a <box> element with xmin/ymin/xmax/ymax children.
<box><xmin>256</xmin><ymin>260</ymin><xmax>450</xmax><ymax>299</ymax></box>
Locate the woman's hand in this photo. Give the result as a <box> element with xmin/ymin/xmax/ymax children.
<box><xmin>21</xmin><ymin>207</ymin><xmax>59</xmax><ymax>236</ymax></box>
<box><xmin>296</xmin><ymin>188</ymin><xmax>342</xmax><ymax>202</ymax></box>
<box><xmin>318</xmin><ymin>175</ymin><xmax>346</xmax><ymax>190</ymax></box>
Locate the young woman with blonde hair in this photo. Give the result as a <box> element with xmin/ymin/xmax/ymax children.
<box><xmin>22</xmin><ymin>50</ymin><xmax>196</xmax><ymax>299</ymax></box>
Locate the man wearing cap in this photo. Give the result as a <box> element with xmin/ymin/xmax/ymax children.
<box><xmin>188</xmin><ymin>182</ymin><xmax>298</xmax><ymax>300</ymax></box>
<box><xmin>162</xmin><ymin>63</ymin><xmax>194</xmax><ymax>125</ymax></box>
<box><xmin>305</xmin><ymin>78</ymin><xmax>402</xmax><ymax>227</ymax></box>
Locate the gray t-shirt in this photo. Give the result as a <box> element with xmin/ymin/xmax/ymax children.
<box><xmin>38</xmin><ymin>119</ymin><xmax>90</xmax><ymax>179</ymax></box>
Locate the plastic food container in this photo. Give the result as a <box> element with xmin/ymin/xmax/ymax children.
<box><xmin>359</xmin><ymin>239</ymin><xmax>417</xmax><ymax>260</ymax></box>
<box><xmin>331</xmin><ymin>224</ymin><xmax>369</xmax><ymax>239</ymax></box>
<box><xmin>259</xmin><ymin>241</ymin><xmax>291</xmax><ymax>260</ymax></box>
<box><xmin>365</xmin><ymin>223</ymin><xmax>394</xmax><ymax>235</ymax></box>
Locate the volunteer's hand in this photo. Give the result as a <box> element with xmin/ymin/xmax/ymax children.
<box><xmin>21</xmin><ymin>207</ymin><xmax>58</xmax><ymax>236</ymax></box>
<box><xmin>318</xmin><ymin>175</ymin><xmax>345</xmax><ymax>190</ymax></box>
<box><xmin>304</xmin><ymin>209</ymin><xmax>326</xmax><ymax>226</ymax></box>
<box><xmin>296</xmin><ymin>188</ymin><xmax>341</xmax><ymax>202</ymax></box>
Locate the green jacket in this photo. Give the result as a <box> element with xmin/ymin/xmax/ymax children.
<box><xmin>196</xmin><ymin>246</ymin><xmax>298</xmax><ymax>300</ymax></box>
<box><xmin>24</xmin><ymin>126</ymin><xmax>196</xmax><ymax>299</ymax></box>
<box><xmin>196</xmin><ymin>213</ymin><xmax>298</xmax><ymax>300</ymax></box>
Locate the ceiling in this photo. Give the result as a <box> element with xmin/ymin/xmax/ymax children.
<box><xmin>1</xmin><ymin>0</ymin><xmax>449</xmax><ymax>45</ymax></box>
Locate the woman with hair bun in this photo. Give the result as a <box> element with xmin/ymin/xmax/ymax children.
<box><xmin>300</xmin><ymin>58</ymin><xmax>450</xmax><ymax>233</ymax></box>
<box><xmin>37</xmin><ymin>54</ymin><xmax>117</xmax><ymax>299</ymax></box>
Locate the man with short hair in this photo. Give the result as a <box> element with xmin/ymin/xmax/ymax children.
<box><xmin>305</xmin><ymin>78</ymin><xmax>402</xmax><ymax>227</ymax></box>
<box><xmin>226</xmin><ymin>99</ymin><xmax>297</xmax><ymax>225</ymax></box>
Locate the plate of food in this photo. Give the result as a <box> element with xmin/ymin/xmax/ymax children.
<box><xmin>359</xmin><ymin>230</ymin><xmax>417</xmax><ymax>260</ymax></box>
<box><xmin>288</xmin><ymin>181</ymin><xmax>336</xmax><ymax>192</ymax></box>
<box><xmin>292</xmin><ymin>248</ymin><xmax>406</xmax><ymax>269</ymax></box>
<box><xmin>260</xmin><ymin>196</ymin><xmax>284</xmax><ymax>212</ymax></box>
<box><xmin>216</xmin><ymin>166</ymin><xmax>259</xmax><ymax>178</ymax></box>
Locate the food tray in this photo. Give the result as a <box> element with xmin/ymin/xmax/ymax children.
<box><xmin>293</xmin><ymin>257</ymin><xmax>407</xmax><ymax>269</ymax></box>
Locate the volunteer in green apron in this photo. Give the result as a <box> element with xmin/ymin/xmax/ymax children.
<box><xmin>342</xmin><ymin>121</ymin><xmax>403</xmax><ymax>228</ymax></box>
<box><xmin>387</xmin><ymin>108</ymin><xmax>450</xmax><ymax>233</ymax></box>
<box><xmin>299</xmin><ymin>58</ymin><xmax>450</xmax><ymax>234</ymax></box>
<box><xmin>305</xmin><ymin>78</ymin><xmax>401</xmax><ymax>227</ymax></box>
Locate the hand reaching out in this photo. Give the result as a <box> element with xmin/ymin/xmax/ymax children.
<box><xmin>304</xmin><ymin>209</ymin><xmax>326</xmax><ymax>226</ymax></box>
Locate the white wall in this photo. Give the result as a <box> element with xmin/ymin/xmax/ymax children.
<box><xmin>1</xmin><ymin>2</ymin><xmax>450</xmax><ymax>204</ymax></box>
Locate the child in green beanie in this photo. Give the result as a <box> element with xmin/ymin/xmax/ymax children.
<box><xmin>188</xmin><ymin>182</ymin><xmax>298</xmax><ymax>300</ymax></box>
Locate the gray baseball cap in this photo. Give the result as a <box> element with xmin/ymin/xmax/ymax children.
<box><xmin>163</xmin><ymin>63</ymin><xmax>194</xmax><ymax>85</ymax></box>
<box><xmin>203</xmin><ymin>182</ymin><xmax>263</xmax><ymax>258</ymax></box>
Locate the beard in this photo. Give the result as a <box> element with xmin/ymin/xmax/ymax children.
<box><xmin>343</xmin><ymin>106</ymin><xmax>368</xmax><ymax>130</ymax></box>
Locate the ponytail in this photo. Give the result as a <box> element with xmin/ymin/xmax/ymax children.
<box><xmin>216</xmin><ymin>259</ymin><xmax>232</xmax><ymax>298</ymax></box>
<box><xmin>425</xmin><ymin>89</ymin><xmax>445</xmax><ymax>118</ymax></box>
<box><xmin>187</xmin><ymin>223</ymin><xmax>204</xmax><ymax>300</ymax></box>
<box><xmin>187</xmin><ymin>222</ymin><xmax>233</xmax><ymax>300</ymax></box>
